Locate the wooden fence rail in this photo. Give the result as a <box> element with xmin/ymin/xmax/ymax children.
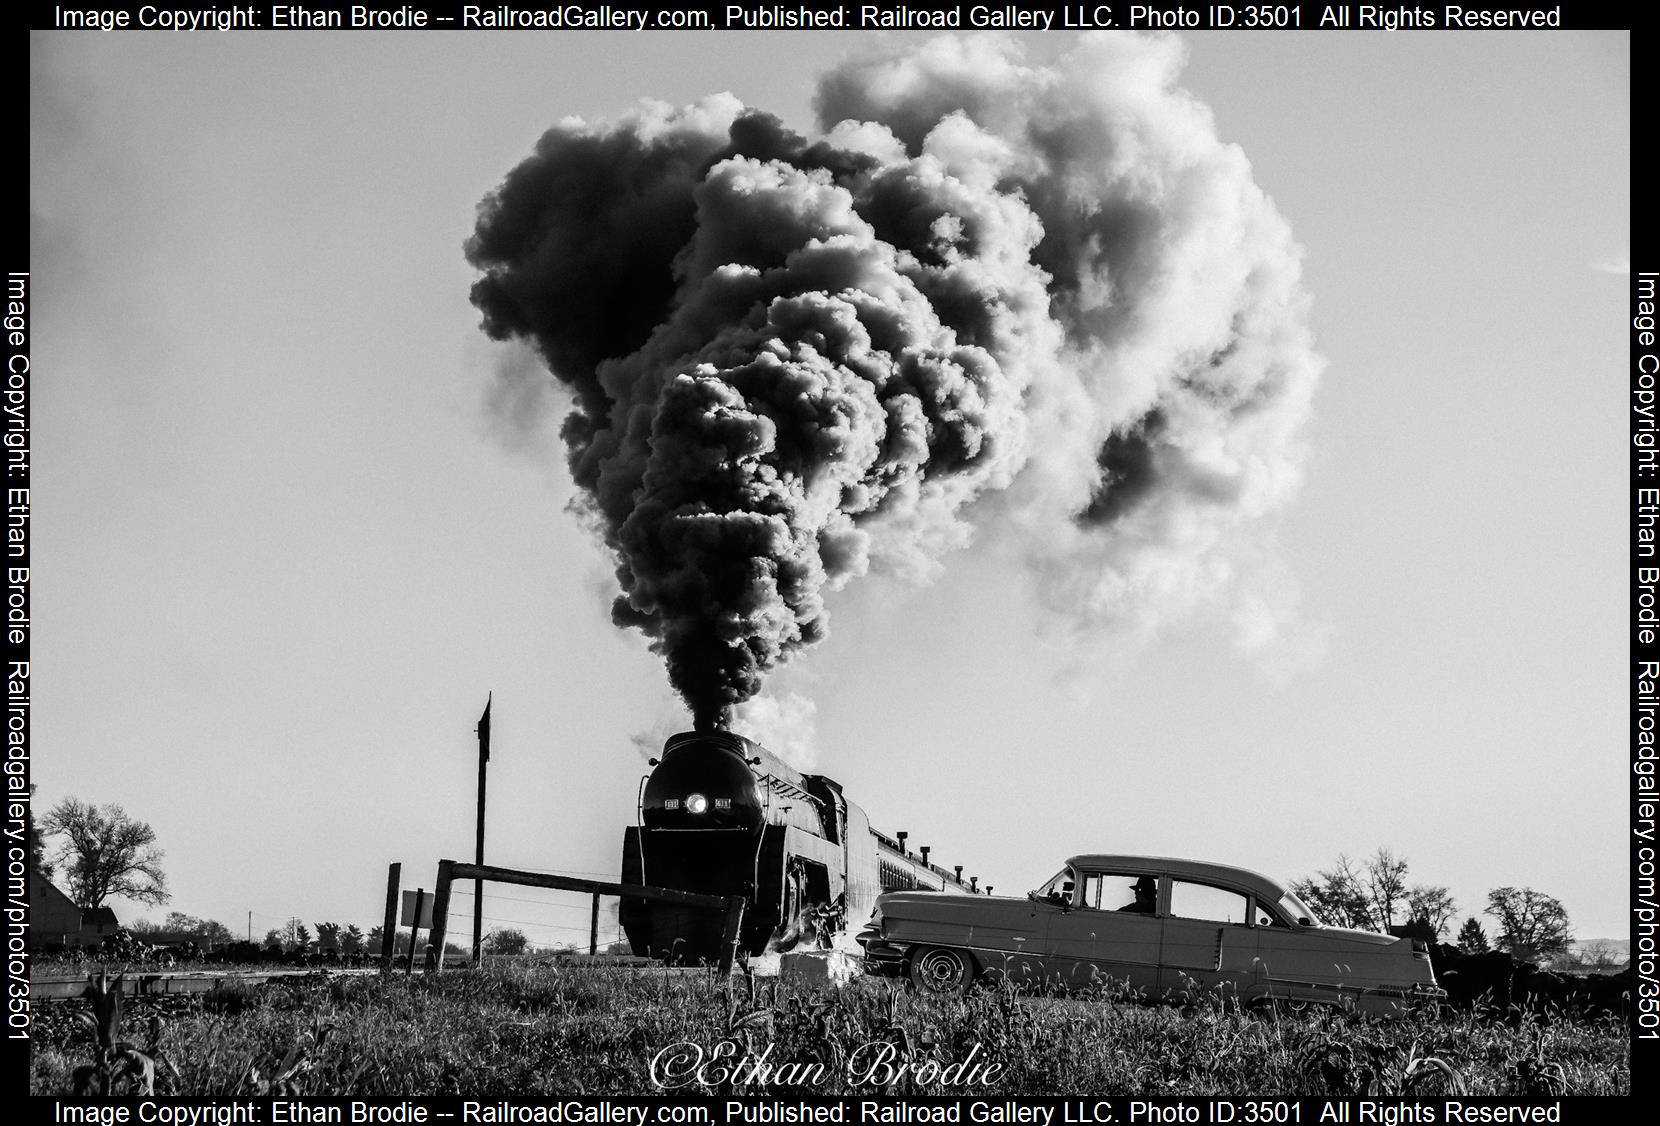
<box><xmin>424</xmin><ymin>859</ymin><xmax>747</xmax><ymax>974</ymax></box>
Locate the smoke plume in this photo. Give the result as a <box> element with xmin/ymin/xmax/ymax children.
<box><xmin>732</xmin><ymin>691</ymin><xmax>819</xmax><ymax>769</ymax></box>
<box><xmin>467</xmin><ymin>34</ymin><xmax>1320</xmax><ymax>727</ymax></box>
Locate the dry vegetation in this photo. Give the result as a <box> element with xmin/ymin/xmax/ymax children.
<box><xmin>29</xmin><ymin>961</ymin><xmax>1630</xmax><ymax>1096</ymax></box>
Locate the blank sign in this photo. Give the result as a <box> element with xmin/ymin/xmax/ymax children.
<box><xmin>400</xmin><ymin>889</ymin><xmax>434</xmax><ymax>928</ymax></box>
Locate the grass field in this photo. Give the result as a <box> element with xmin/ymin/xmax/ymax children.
<box><xmin>29</xmin><ymin>960</ymin><xmax>1631</xmax><ymax>1096</ymax></box>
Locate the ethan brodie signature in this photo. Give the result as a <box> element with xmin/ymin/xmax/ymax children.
<box><xmin>649</xmin><ymin>1039</ymin><xmax>1006</xmax><ymax>1090</ymax></box>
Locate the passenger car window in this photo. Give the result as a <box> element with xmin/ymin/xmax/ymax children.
<box><xmin>1080</xmin><ymin>873</ymin><xmax>1157</xmax><ymax>913</ymax></box>
<box><xmin>1253</xmin><ymin>901</ymin><xmax>1285</xmax><ymax>927</ymax></box>
<box><xmin>1169</xmin><ymin>880</ymin><xmax>1248</xmax><ymax>923</ymax></box>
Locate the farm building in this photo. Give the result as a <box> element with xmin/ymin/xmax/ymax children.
<box><xmin>82</xmin><ymin>906</ymin><xmax>121</xmax><ymax>944</ymax></box>
<box><xmin>29</xmin><ymin>871</ymin><xmax>121</xmax><ymax>947</ymax></box>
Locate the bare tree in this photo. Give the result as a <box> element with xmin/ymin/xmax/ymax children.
<box><xmin>42</xmin><ymin>798</ymin><xmax>169</xmax><ymax>909</ymax></box>
<box><xmin>1405</xmin><ymin>884</ymin><xmax>1459</xmax><ymax>938</ymax></box>
<box><xmin>1484</xmin><ymin>887</ymin><xmax>1572</xmax><ymax>964</ymax></box>
<box><xmin>1293</xmin><ymin>848</ymin><xmax>1454</xmax><ymax>934</ymax></box>
<box><xmin>27</xmin><ymin>785</ymin><xmax>50</xmax><ymax>880</ymax></box>
<box><xmin>1362</xmin><ymin>847</ymin><xmax>1410</xmax><ymax>932</ymax></box>
<box><xmin>1575</xmin><ymin>940</ymin><xmax>1622</xmax><ymax>971</ymax></box>
<box><xmin>1291</xmin><ymin>855</ymin><xmax>1371</xmax><ymax>929</ymax></box>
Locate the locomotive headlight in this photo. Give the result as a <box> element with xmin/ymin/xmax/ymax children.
<box><xmin>685</xmin><ymin>792</ymin><xmax>709</xmax><ymax>815</ymax></box>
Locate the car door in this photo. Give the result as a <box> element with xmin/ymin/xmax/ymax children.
<box><xmin>964</xmin><ymin>893</ymin><xmax>1058</xmax><ymax>987</ymax></box>
<box><xmin>1042</xmin><ymin>870</ymin><xmax>1162</xmax><ymax>996</ymax></box>
<box><xmin>1158</xmin><ymin>878</ymin><xmax>1259</xmax><ymax>1002</ymax></box>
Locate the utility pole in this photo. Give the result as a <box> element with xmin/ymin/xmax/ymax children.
<box><xmin>473</xmin><ymin>694</ymin><xmax>491</xmax><ymax>965</ymax></box>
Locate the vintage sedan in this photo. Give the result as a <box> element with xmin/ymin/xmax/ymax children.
<box><xmin>856</xmin><ymin>854</ymin><xmax>1443</xmax><ymax>1015</ymax></box>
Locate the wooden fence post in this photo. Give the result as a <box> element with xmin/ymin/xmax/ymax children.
<box><xmin>427</xmin><ymin>859</ymin><xmax>456</xmax><ymax>974</ymax></box>
<box><xmin>717</xmin><ymin>896</ymin><xmax>746</xmax><ymax>975</ymax></box>
<box><xmin>380</xmin><ymin>863</ymin><xmax>401</xmax><ymax>973</ymax></box>
<box><xmin>407</xmin><ymin>889</ymin><xmax>425</xmax><ymax>978</ymax></box>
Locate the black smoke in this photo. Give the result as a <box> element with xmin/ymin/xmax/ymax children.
<box><xmin>468</xmin><ymin>35</ymin><xmax>1321</xmax><ymax>723</ymax></box>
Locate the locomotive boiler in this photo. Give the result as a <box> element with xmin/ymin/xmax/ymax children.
<box><xmin>621</xmin><ymin>729</ymin><xmax>973</xmax><ymax>962</ymax></box>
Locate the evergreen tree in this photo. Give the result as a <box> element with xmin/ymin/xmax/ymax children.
<box><xmin>1456</xmin><ymin>916</ymin><xmax>1490</xmax><ymax>953</ymax></box>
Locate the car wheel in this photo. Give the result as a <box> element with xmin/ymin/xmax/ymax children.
<box><xmin>909</xmin><ymin>946</ymin><xmax>975</xmax><ymax>995</ymax></box>
<box><xmin>1250</xmin><ymin>996</ymin><xmax>1328</xmax><ymax>1020</ymax></box>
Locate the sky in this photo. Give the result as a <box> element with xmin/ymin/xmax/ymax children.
<box><xmin>28</xmin><ymin>28</ymin><xmax>1631</xmax><ymax>950</ymax></box>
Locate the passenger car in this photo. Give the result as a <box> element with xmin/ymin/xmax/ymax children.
<box><xmin>856</xmin><ymin>854</ymin><xmax>1443</xmax><ymax>1015</ymax></box>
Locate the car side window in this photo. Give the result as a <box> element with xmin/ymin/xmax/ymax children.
<box><xmin>1079</xmin><ymin>873</ymin><xmax>1157</xmax><ymax>913</ymax></box>
<box><xmin>1169</xmin><ymin>880</ymin><xmax>1249</xmax><ymax>924</ymax></box>
<box><xmin>1253</xmin><ymin>900</ymin><xmax>1285</xmax><ymax>927</ymax></box>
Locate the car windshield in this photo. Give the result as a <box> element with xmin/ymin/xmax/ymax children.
<box><xmin>1278</xmin><ymin>889</ymin><xmax>1321</xmax><ymax>926</ymax></box>
<box><xmin>1033</xmin><ymin>868</ymin><xmax>1076</xmax><ymax>903</ymax></box>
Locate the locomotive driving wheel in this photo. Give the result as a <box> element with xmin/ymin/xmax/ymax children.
<box><xmin>908</xmin><ymin>945</ymin><xmax>975</xmax><ymax>995</ymax></box>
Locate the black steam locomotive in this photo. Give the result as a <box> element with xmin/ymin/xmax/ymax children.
<box><xmin>621</xmin><ymin>729</ymin><xmax>973</xmax><ymax>961</ymax></box>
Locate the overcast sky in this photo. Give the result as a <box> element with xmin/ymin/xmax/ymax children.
<box><xmin>30</xmin><ymin>28</ymin><xmax>1630</xmax><ymax>949</ymax></box>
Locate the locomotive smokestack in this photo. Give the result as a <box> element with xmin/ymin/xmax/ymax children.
<box><xmin>692</xmin><ymin>706</ymin><xmax>730</xmax><ymax>733</ymax></box>
<box><xmin>468</xmin><ymin>35</ymin><xmax>1321</xmax><ymax>717</ymax></box>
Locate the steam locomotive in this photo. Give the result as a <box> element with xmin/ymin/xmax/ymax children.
<box><xmin>621</xmin><ymin>729</ymin><xmax>974</xmax><ymax>962</ymax></box>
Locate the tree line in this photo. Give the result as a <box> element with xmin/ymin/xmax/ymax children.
<box><xmin>1290</xmin><ymin>846</ymin><xmax>1585</xmax><ymax>966</ymax></box>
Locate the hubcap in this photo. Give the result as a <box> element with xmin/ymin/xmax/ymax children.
<box><xmin>919</xmin><ymin>950</ymin><xmax>963</xmax><ymax>989</ymax></box>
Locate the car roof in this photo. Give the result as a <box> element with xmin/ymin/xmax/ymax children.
<box><xmin>1065</xmin><ymin>855</ymin><xmax>1290</xmax><ymax>902</ymax></box>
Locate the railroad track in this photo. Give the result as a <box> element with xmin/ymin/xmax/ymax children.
<box><xmin>32</xmin><ymin>955</ymin><xmax>677</xmax><ymax>1001</ymax></box>
<box><xmin>32</xmin><ymin>966</ymin><xmax>385</xmax><ymax>1001</ymax></box>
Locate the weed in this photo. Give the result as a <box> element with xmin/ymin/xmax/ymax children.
<box><xmin>29</xmin><ymin>963</ymin><xmax>1630</xmax><ymax>1096</ymax></box>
